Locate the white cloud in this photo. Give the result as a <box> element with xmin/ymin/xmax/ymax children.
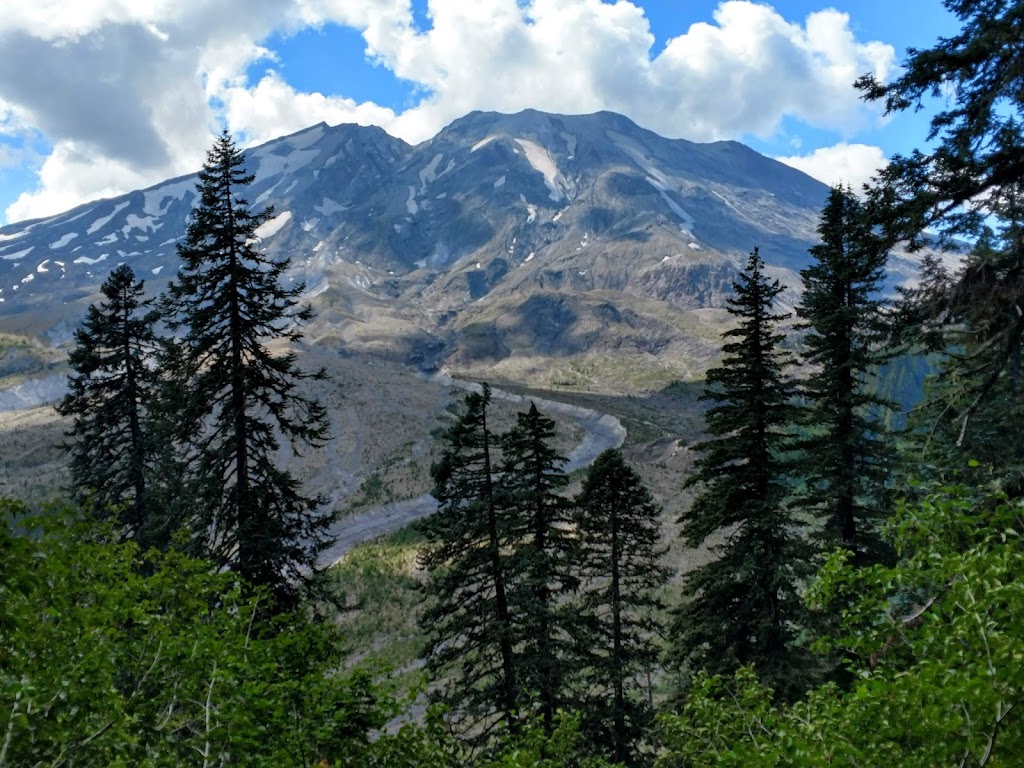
<box><xmin>0</xmin><ymin>0</ymin><xmax>898</xmax><ymax>223</ymax></box>
<box><xmin>776</xmin><ymin>142</ymin><xmax>889</xmax><ymax>190</ymax></box>
<box><xmin>222</xmin><ymin>71</ymin><xmax>399</xmax><ymax>148</ymax></box>
<box><xmin>6</xmin><ymin>141</ymin><xmax>159</xmax><ymax>223</ymax></box>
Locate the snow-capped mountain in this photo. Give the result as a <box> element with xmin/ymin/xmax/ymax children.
<box><xmin>0</xmin><ymin>109</ymin><xmax>915</xmax><ymax>390</ymax></box>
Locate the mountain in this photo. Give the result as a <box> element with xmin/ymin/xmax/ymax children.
<box><xmin>0</xmin><ymin>109</ymin><xmax>930</xmax><ymax>392</ymax></box>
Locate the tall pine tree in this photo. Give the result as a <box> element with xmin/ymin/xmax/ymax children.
<box><xmin>500</xmin><ymin>403</ymin><xmax>577</xmax><ymax>734</ymax></box>
<box><xmin>575</xmin><ymin>449</ymin><xmax>668</xmax><ymax>766</ymax></box>
<box><xmin>163</xmin><ymin>130</ymin><xmax>329</xmax><ymax>606</ymax></box>
<box><xmin>669</xmin><ymin>247</ymin><xmax>811</xmax><ymax>701</ymax></box>
<box><xmin>58</xmin><ymin>265</ymin><xmax>161</xmax><ymax>546</ymax></box>
<box><xmin>419</xmin><ymin>384</ymin><xmax>519</xmax><ymax>739</ymax></box>
<box><xmin>794</xmin><ymin>186</ymin><xmax>893</xmax><ymax>565</ymax></box>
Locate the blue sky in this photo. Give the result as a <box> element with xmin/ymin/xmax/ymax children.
<box><xmin>0</xmin><ymin>0</ymin><xmax>960</xmax><ymax>226</ymax></box>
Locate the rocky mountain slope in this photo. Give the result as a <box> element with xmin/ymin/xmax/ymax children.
<box><xmin>0</xmin><ymin>108</ymin><xmax>929</xmax><ymax>392</ymax></box>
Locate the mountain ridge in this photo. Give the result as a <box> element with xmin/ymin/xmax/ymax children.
<box><xmin>0</xmin><ymin>108</ymin><xmax>927</xmax><ymax>393</ymax></box>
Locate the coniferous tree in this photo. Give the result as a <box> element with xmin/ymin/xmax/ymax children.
<box><xmin>670</xmin><ymin>247</ymin><xmax>811</xmax><ymax>701</ymax></box>
<box><xmin>575</xmin><ymin>449</ymin><xmax>668</xmax><ymax>766</ymax></box>
<box><xmin>419</xmin><ymin>384</ymin><xmax>519</xmax><ymax>738</ymax></box>
<box><xmin>857</xmin><ymin>0</ymin><xmax>1024</xmax><ymax>250</ymax></box>
<box><xmin>500</xmin><ymin>403</ymin><xmax>578</xmax><ymax>734</ymax></box>
<box><xmin>794</xmin><ymin>187</ymin><xmax>893</xmax><ymax>565</ymax></box>
<box><xmin>57</xmin><ymin>265</ymin><xmax>161</xmax><ymax>545</ymax></box>
<box><xmin>895</xmin><ymin>188</ymin><xmax>1024</xmax><ymax>490</ymax></box>
<box><xmin>163</xmin><ymin>130</ymin><xmax>329</xmax><ymax>606</ymax></box>
<box><xmin>859</xmin><ymin>1</ymin><xmax>1024</xmax><ymax>489</ymax></box>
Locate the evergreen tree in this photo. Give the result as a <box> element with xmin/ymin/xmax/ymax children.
<box><xmin>794</xmin><ymin>187</ymin><xmax>893</xmax><ymax>564</ymax></box>
<box><xmin>575</xmin><ymin>449</ymin><xmax>668</xmax><ymax>766</ymax></box>
<box><xmin>859</xmin><ymin>1</ymin><xmax>1024</xmax><ymax>487</ymax></box>
<box><xmin>57</xmin><ymin>265</ymin><xmax>161</xmax><ymax>545</ymax></box>
<box><xmin>670</xmin><ymin>247</ymin><xmax>811</xmax><ymax>700</ymax></box>
<box><xmin>894</xmin><ymin>188</ymin><xmax>1024</xmax><ymax>490</ymax></box>
<box><xmin>500</xmin><ymin>403</ymin><xmax>578</xmax><ymax>734</ymax></box>
<box><xmin>163</xmin><ymin>130</ymin><xmax>329</xmax><ymax>606</ymax></box>
<box><xmin>857</xmin><ymin>0</ymin><xmax>1024</xmax><ymax>249</ymax></box>
<box><xmin>419</xmin><ymin>384</ymin><xmax>519</xmax><ymax>738</ymax></box>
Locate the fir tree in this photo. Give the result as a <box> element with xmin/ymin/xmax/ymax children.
<box><xmin>575</xmin><ymin>449</ymin><xmax>668</xmax><ymax>766</ymax></box>
<box><xmin>419</xmin><ymin>384</ymin><xmax>519</xmax><ymax>738</ymax></box>
<box><xmin>794</xmin><ymin>187</ymin><xmax>893</xmax><ymax>565</ymax></box>
<box><xmin>57</xmin><ymin>265</ymin><xmax>161</xmax><ymax>545</ymax></box>
<box><xmin>859</xmin><ymin>1</ymin><xmax>1024</xmax><ymax>487</ymax></box>
<box><xmin>500</xmin><ymin>403</ymin><xmax>577</xmax><ymax>734</ymax></box>
<box><xmin>857</xmin><ymin>0</ymin><xmax>1024</xmax><ymax>249</ymax></box>
<box><xmin>894</xmin><ymin>188</ymin><xmax>1024</xmax><ymax>490</ymax></box>
<box><xmin>163</xmin><ymin>130</ymin><xmax>329</xmax><ymax>606</ymax></box>
<box><xmin>670</xmin><ymin>247</ymin><xmax>811</xmax><ymax>701</ymax></box>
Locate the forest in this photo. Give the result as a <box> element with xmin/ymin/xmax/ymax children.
<box><xmin>3</xmin><ymin>1</ymin><xmax>1024</xmax><ymax>765</ymax></box>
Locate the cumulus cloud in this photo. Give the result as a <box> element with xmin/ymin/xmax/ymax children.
<box><xmin>0</xmin><ymin>0</ymin><xmax>897</xmax><ymax>223</ymax></box>
<box><xmin>221</xmin><ymin>71</ymin><xmax>399</xmax><ymax>147</ymax></box>
<box><xmin>776</xmin><ymin>142</ymin><xmax>889</xmax><ymax>190</ymax></box>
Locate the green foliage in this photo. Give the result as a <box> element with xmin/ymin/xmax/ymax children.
<box><xmin>858</xmin><ymin>0</ymin><xmax>1024</xmax><ymax>246</ymax></box>
<box><xmin>895</xmin><ymin>229</ymin><xmax>1024</xmax><ymax>494</ymax></box>
<box><xmin>56</xmin><ymin>265</ymin><xmax>161</xmax><ymax>545</ymax></box>
<box><xmin>420</xmin><ymin>390</ymin><xmax>647</xmax><ymax>756</ymax></box>
<box><xmin>419</xmin><ymin>384</ymin><xmax>520</xmax><ymax>736</ymax></box>
<box><xmin>161</xmin><ymin>131</ymin><xmax>330</xmax><ymax>606</ymax></box>
<box><xmin>351</xmin><ymin>706</ymin><xmax>614</xmax><ymax>768</ymax></box>
<box><xmin>671</xmin><ymin>248</ymin><xmax>812</xmax><ymax>700</ymax></box>
<box><xmin>328</xmin><ymin>528</ymin><xmax>427</xmax><ymax>686</ymax></box>
<box><xmin>576</xmin><ymin>449</ymin><xmax>669</xmax><ymax>765</ymax></box>
<box><xmin>793</xmin><ymin>186</ymin><xmax>894</xmax><ymax>565</ymax></box>
<box><xmin>501</xmin><ymin>403</ymin><xmax>578</xmax><ymax>733</ymax></box>
<box><xmin>863</xmin><ymin>0</ymin><xmax>1024</xmax><ymax>492</ymax></box>
<box><xmin>0</xmin><ymin>499</ymin><xmax>391</xmax><ymax>767</ymax></box>
<box><xmin>657</xmin><ymin>483</ymin><xmax>1024</xmax><ymax>766</ymax></box>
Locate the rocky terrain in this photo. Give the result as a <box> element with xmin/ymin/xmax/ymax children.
<box><xmin>0</xmin><ymin>108</ymin><xmax>939</xmax><ymax>513</ymax></box>
<box><xmin>0</xmin><ymin>108</ymin><xmax>874</xmax><ymax>393</ymax></box>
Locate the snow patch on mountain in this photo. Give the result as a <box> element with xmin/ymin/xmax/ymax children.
<box><xmin>406</xmin><ymin>186</ymin><xmax>419</xmax><ymax>215</ymax></box>
<box><xmin>143</xmin><ymin>179</ymin><xmax>194</xmax><ymax>216</ymax></box>
<box><xmin>471</xmin><ymin>135</ymin><xmax>498</xmax><ymax>152</ymax></box>
<box><xmin>494</xmin><ymin>176</ymin><xmax>506</xmax><ymax>188</ymax></box>
<box><xmin>49</xmin><ymin>233</ymin><xmax>77</xmax><ymax>249</ymax></box>
<box><xmin>514</xmin><ymin>138</ymin><xmax>565</xmax><ymax>202</ymax></box>
<box><xmin>87</xmin><ymin>202</ymin><xmax>130</xmax><ymax>235</ymax></box>
<box><xmin>37</xmin><ymin>260</ymin><xmax>49</xmax><ymax>273</ymax></box>
<box><xmin>253</xmin><ymin>211</ymin><xmax>292</xmax><ymax>240</ymax></box>
<box><xmin>121</xmin><ymin>214</ymin><xmax>158</xmax><ymax>235</ymax></box>
<box><xmin>95</xmin><ymin>233</ymin><xmax>118</xmax><ymax>246</ymax></box>
<box><xmin>285</xmin><ymin>124</ymin><xmax>324</xmax><ymax>151</ymax></box>
<box><xmin>419</xmin><ymin>153</ymin><xmax>444</xmax><ymax>192</ymax></box>
<box><xmin>253</xmin><ymin>146</ymin><xmax>319</xmax><ymax>181</ymax></box>
<box><xmin>73</xmin><ymin>254</ymin><xmax>108</xmax><ymax>265</ymax></box>
<box><xmin>2</xmin><ymin>247</ymin><xmax>33</xmax><ymax>261</ymax></box>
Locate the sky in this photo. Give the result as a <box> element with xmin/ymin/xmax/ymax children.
<box><xmin>0</xmin><ymin>0</ymin><xmax>961</xmax><ymax>227</ymax></box>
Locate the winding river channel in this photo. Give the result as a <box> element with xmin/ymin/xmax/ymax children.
<box><xmin>317</xmin><ymin>377</ymin><xmax>626</xmax><ymax>567</ymax></box>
